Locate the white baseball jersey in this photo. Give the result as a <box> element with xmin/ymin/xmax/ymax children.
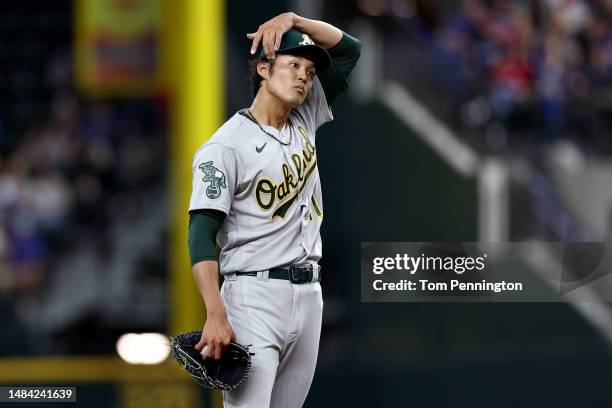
<box><xmin>189</xmin><ymin>78</ymin><xmax>332</xmax><ymax>274</ymax></box>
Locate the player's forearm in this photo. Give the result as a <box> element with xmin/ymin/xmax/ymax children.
<box><xmin>192</xmin><ymin>260</ymin><xmax>226</xmax><ymax>316</ymax></box>
<box><xmin>291</xmin><ymin>13</ymin><xmax>343</xmax><ymax>49</ymax></box>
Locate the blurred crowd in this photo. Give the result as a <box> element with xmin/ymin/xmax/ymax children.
<box><xmin>0</xmin><ymin>86</ymin><xmax>166</xmax><ymax>323</ymax></box>
<box><xmin>0</xmin><ymin>1</ymin><xmax>169</xmax><ymax>354</ymax></box>
<box><xmin>380</xmin><ymin>0</ymin><xmax>612</xmax><ymax>145</ymax></box>
<box><xmin>431</xmin><ymin>0</ymin><xmax>612</xmax><ymax>141</ymax></box>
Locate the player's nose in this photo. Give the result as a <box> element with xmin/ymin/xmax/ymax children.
<box><xmin>296</xmin><ymin>68</ymin><xmax>307</xmax><ymax>82</ymax></box>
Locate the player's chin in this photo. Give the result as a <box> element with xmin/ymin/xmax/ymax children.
<box><xmin>288</xmin><ymin>93</ymin><xmax>307</xmax><ymax>107</ymax></box>
<box><xmin>282</xmin><ymin>96</ymin><xmax>304</xmax><ymax>109</ymax></box>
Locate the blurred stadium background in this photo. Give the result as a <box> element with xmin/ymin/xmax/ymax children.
<box><xmin>1</xmin><ymin>0</ymin><xmax>612</xmax><ymax>406</ymax></box>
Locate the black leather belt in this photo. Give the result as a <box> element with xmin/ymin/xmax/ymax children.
<box><xmin>236</xmin><ymin>265</ymin><xmax>321</xmax><ymax>284</ymax></box>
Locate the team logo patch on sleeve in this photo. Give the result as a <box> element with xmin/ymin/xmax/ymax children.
<box><xmin>199</xmin><ymin>161</ymin><xmax>227</xmax><ymax>199</ymax></box>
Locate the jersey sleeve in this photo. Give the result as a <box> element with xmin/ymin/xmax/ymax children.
<box><xmin>296</xmin><ymin>77</ymin><xmax>333</xmax><ymax>131</ymax></box>
<box><xmin>189</xmin><ymin>143</ymin><xmax>238</xmax><ymax>214</ymax></box>
<box><xmin>318</xmin><ymin>32</ymin><xmax>362</xmax><ymax>105</ymax></box>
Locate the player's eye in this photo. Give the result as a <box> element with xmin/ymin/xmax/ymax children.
<box><xmin>307</xmin><ymin>71</ymin><xmax>315</xmax><ymax>78</ymax></box>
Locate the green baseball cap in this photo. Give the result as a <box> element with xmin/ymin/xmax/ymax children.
<box><xmin>258</xmin><ymin>30</ymin><xmax>331</xmax><ymax>73</ymax></box>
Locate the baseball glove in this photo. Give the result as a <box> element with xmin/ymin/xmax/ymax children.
<box><xmin>169</xmin><ymin>330</ymin><xmax>254</xmax><ymax>390</ymax></box>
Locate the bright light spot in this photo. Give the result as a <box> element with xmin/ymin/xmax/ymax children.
<box><xmin>116</xmin><ymin>333</ymin><xmax>170</xmax><ymax>365</ymax></box>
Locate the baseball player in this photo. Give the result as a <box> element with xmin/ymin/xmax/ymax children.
<box><xmin>187</xmin><ymin>12</ymin><xmax>361</xmax><ymax>408</ymax></box>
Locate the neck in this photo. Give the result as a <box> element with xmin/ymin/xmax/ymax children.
<box><xmin>249</xmin><ymin>91</ymin><xmax>292</xmax><ymax>130</ymax></box>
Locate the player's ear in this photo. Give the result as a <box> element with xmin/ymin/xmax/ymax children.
<box><xmin>257</xmin><ymin>60</ymin><xmax>271</xmax><ymax>80</ymax></box>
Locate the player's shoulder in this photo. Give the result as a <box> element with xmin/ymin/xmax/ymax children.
<box><xmin>207</xmin><ymin>112</ymin><xmax>250</xmax><ymax>147</ymax></box>
<box><xmin>194</xmin><ymin>112</ymin><xmax>250</xmax><ymax>157</ymax></box>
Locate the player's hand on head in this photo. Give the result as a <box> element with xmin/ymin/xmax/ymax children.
<box><xmin>196</xmin><ymin>312</ymin><xmax>236</xmax><ymax>360</ymax></box>
<box><xmin>247</xmin><ymin>12</ymin><xmax>296</xmax><ymax>59</ymax></box>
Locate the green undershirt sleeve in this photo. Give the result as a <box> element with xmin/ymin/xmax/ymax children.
<box><xmin>319</xmin><ymin>32</ymin><xmax>362</xmax><ymax>105</ymax></box>
<box><xmin>188</xmin><ymin>209</ymin><xmax>226</xmax><ymax>266</ymax></box>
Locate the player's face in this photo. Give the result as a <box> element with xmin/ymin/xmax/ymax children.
<box><xmin>265</xmin><ymin>54</ymin><xmax>316</xmax><ymax>107</ymax></box>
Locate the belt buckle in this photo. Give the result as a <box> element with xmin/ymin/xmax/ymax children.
<box><xmin>289</xmin><ymin>266</ymin><xmax>312</xmax><ymax>284</ymax></box>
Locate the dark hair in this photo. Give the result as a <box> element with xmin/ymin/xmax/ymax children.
<box><xmin>249</xmin><ymin>58</ymin><xmax>275</xmax><ymax>98</ymax></box>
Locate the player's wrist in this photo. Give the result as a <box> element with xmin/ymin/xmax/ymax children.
<box><xmin>205</xmin><ymin>304</ymin><xmax>227</xmax><ymax>318</ymax></box>
<box><xmin>290</xmin><ymin>12</ymin><xmax>304</xmax><ymax>29</ymax></box>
